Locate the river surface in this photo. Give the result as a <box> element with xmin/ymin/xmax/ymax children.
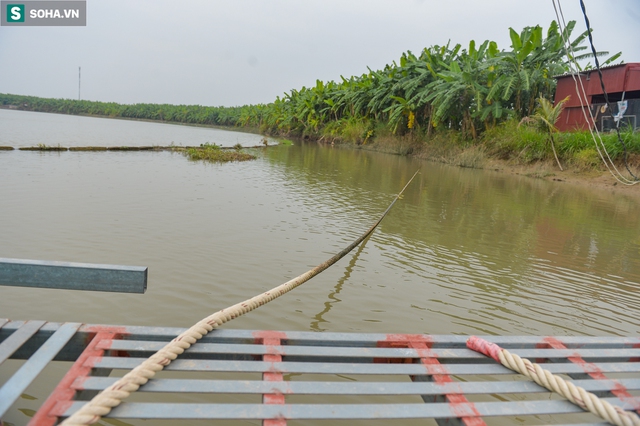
<box><xmin>1</xmin><ymin>109</ymin><xmax>276</xmax><ymax>148</ymax></box>
<box><xmin>1</xmin><ymin>109</ymin><xmax>639</xmax><ymax>425</ymax></box>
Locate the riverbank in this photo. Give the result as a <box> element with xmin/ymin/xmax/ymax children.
<box><xmin>2</xmin><ymin>102</ymin><xmax>639</xmax><ymax>197</ymax></box>
<box><xmin>320</xmin><ymin>131</ymin><xmax>640</xmax><ymax>199</ymax></box>
<box><xmin>488</xmin><ymin>159</ymin><xmax>640</xmax><ymax>197</ymax></box>
<box><xmin>415</xmin><ymin>142</ymin><xmax>640</xmax><ymax>198</ymax></box>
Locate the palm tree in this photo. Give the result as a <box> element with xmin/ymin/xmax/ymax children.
<box><xmin>531</xmin><ymin>95</ymin><xmax>569</xmax><ymax>170</ymax></box>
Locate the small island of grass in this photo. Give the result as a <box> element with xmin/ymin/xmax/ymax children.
<box><xmin>184</xmin><ymin>143</ymin><xmax>256</xmax><ymax>163</ymax></box>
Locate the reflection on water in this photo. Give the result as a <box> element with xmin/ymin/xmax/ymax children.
<box><xmin>1</xmin><ymin>112</ymin><xmax>640</xmax><ymax>425</ymax></box>
<box><xmin>310</xmin><ymin>235</ymin><xmax>371</xmax><ymax>332</ymax></box>
<box><xmin>260</xmin><ymin>143</ymin><xmax>640</xmax><ymax>337</ymax></box>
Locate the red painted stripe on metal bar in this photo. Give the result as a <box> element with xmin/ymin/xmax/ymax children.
<box><xmin>254</xmin><ymin>331</ymin><xmax>287</xmax><ymax>426</ymax></box>
<box><xmin>541</xmin><ymin>337</ymin><xmax>640</xmax><ymax>414</ymax></box>
<box><xmin>30</xmin><ymin>326</ymin><xmax>126</xmax><ymax>425</ymax></box>
<box><xmin>411</xmin><ymin>341</ymin><xmax>486</xmax><ymax>426</ymax></box>
<box><xmin>374</xmin><ymin>334</ymin><xmax>432</xmax><ymax>364</ymax></box>
<box><xmin>631</xmin><ymin>343</ymin><xmax>640</xmax><ymax>363</ymax></box>
<box><xmin>379</xmin><ymin>334</ymin><xmax>486</xmax><ymax>426</ymax></box>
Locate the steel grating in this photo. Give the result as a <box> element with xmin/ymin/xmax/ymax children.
<box><xmin>0</xmin><ymin>318</ymin><xmax>639</xmax><ymax>425</ymax></box>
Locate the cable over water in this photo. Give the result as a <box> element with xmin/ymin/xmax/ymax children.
<box><xmin>61</xmin><ymin>169</ymin><xmax>421</xmax><ymax>426</ymax></box>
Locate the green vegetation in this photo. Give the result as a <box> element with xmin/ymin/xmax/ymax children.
<box><xmin>0</xmin><ymin>94</ymin><xmax>243</xmax><ymax>126</ymax></box>
<box><xmin>184</xmin><ymin>143</ymin><xmax>256</xmax><ymax>163</ymax></box>
<box><xmin>18</xmin><ymin>144</ymin><xmax>67</xmax><ymax>151</ymax></box>
<box><xmin>1</xmin><ymin>19</ymin><xmax>633</xmax><ymax>171</ymax></box>
<box><xmin>68</xmin><ymin>146</ymin><xmax>108</xmax><ymax>151</ymax></box>
<box><xmin>524</xmin><ymin>96</ymin><xmax>570</xmax><ymax>170</ymax></box>
<box><xmin>483</xmin><ymin>120</ymin><xmax>640</xmax><ymax>168</ymax></box>
<box><xmin>233</xmin><ymin>20</ymin><xmax>620</xmax><ymax>141</ymax></box>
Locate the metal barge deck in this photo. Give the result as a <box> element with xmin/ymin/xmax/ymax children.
<box><xmin>1</xmin><ymin>319</ymin><xmax>639</xmax><ymax>425</ymax></box>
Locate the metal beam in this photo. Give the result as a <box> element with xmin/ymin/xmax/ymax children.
<box><xmin>0</xmin><ymin>258</ymin><xmax>147</xmax><ymax>293</ymax></box>
<box><xmin>89</xmin><ymin>357</ymin><xmax>640</xmax><ymax>376</ymax></box>
<box><xmin>74</xmin><ymin>377</ymin><xmax>640</xmax><ymax>395</ymax></box>
<box><xmin>58</xmin><ymin>396</ymin><xmax>640</xmax><ymax>420</ymax></box>
<box><xmin>98</xmin><ymin>339</ymin><xmax>640</xmax><ymax>360</ymax></box>
<box><xmin>4</xmin><ymin>321</ymin><xmax>638</xmax><ymax>348</ymax></box>
<box><xmin>0</xmin><ymin>320</ymin><xmax>46</xmax><ymax>365</ymax></box>
<box><xmin>59</xmin><ymin>399</ymin><xmax>626</xmax><ymax>420</ymax></box>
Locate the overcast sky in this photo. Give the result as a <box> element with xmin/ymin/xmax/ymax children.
<box><xmin>1</xmin><ymin>0</ymin><xmax>638</xmax><ymax>107</ymax></box>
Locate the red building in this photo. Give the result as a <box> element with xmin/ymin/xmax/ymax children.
<box><xmin>553</xmin><ymin>62</ymin><xmax>640</xmax><ymax>132</ymax></box>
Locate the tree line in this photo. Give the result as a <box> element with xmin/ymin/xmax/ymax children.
<box><xmin>1</xmin><ymin>20</ymin><xmax>619</xmax><ymax>143</ymax></box>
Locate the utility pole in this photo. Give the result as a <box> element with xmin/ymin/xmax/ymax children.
<box><xmin>78</xmin><ymin>66</ymin><xmax>81</xmax><ymax>100</ymax></box>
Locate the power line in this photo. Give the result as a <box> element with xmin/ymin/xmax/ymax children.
<box><xmin>551</xmin><ymin>0</ymin><xmax>638</xmax><ymax>185</ymax></box>
<box><xmin>578</xmin><ymin>0</ymin><xmax>638</xmax><ymax>181</ymax></box>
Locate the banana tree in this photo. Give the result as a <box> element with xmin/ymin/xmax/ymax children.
<box><xmin>384</xmin><ymin>96</ymin><xmax>415</xmax><ymax>134</ymax></box>
<box><xmin>425</xmin><ymin>40</ymin><xmax>497</xmax><ymax>139</ymax></box>
<box><xmin>531</xmin><ymin>95</ymin><xmax>569</xmax><ymax>170</ymax></box>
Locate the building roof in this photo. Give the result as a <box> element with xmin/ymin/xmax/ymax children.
<box><xmin>553</xmin><ymin>62</ymin><xmax>633</xmax><ymax>79</ymax></box>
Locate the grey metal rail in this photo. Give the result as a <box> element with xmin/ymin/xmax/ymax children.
<box><xmin>0</xmin><ymin>257</ymin><xmax>147</xmax><ymax>293</ymax></box>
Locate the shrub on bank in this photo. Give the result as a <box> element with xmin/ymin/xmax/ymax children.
<box><xmin>474</xmin><ymin>119</ymin><xmax>640</xmax><ymax>170</ymax></box>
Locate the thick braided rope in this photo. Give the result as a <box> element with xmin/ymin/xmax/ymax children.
<box><xmin>61</xmin><ymin>170</ymin><xmax>421</xmax><ymax>425</ymax></box>
<box><xmin>467</xmin><ymin>336</ymin><xmax>640</xmax><ymax>426</ymax></box>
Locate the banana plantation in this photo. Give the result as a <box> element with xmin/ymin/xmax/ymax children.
<box><xmin>240</xmin><ymin>20</ymin><xmax>620</xmax><ymax>142</ymax></box>
<box><xmin>0</xmin><ymin>95</ymin><xmax>244</xmax><ymax>127</ymax></box>
<box><xmin>0</xmin><ymin>20</ymin><xmax>624</xmax><ymax>150</ymax></box>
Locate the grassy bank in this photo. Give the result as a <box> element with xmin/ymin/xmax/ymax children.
<box><xmin>3</xmin><ymin>93</ymin><xmax>638</xmax><ymax>175</ymax></box>
<box><xmin>315</xmin><ymin>117</ymin><xmax>640</xmax><ymax>175</ymax></box>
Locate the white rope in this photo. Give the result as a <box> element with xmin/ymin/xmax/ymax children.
<box><xmin>467</xmin><ymin>336</ymin><xmax>640</xmax><ymax>426</ymax></box>
<box><xmin>60</xmin><ymin>170</ymin><xmax>421</xmax><ymax>425</ymax></box>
